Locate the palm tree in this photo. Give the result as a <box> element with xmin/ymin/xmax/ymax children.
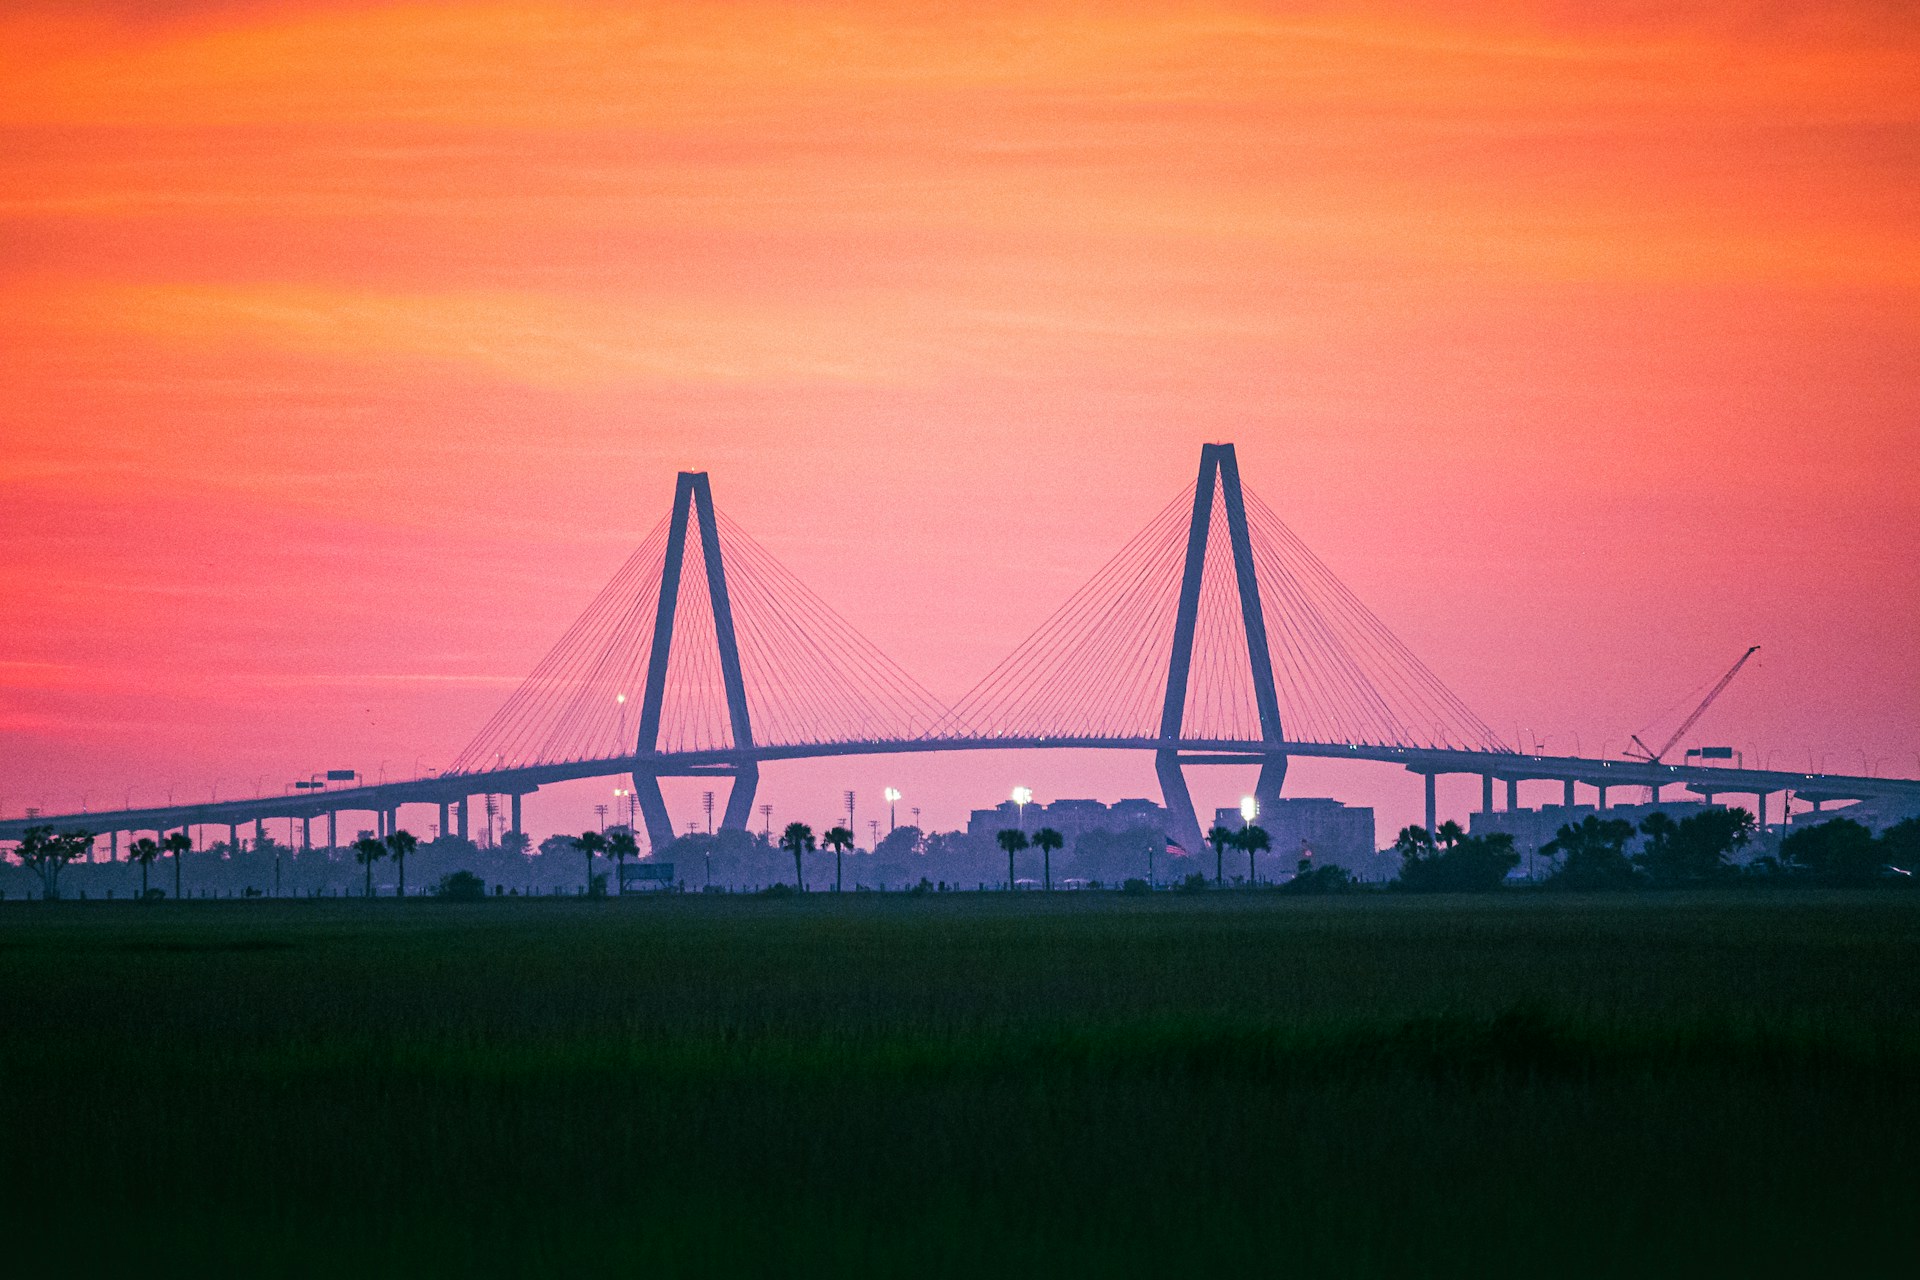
<box><xmin>821</xmin><ymin>826</ymin><xmax>855</xmax><ymax>892</ymax></box>
<box><xmin>571</xmin><ymin>830</ymin><xmax>608</xmax><ymax>895</ymax></box>
<box><xmin>996</xmin><ymin>828</ymin><xmax>1028</xmax><ymax>890</ymax></box>
<box><xmin>127</xmin><ymin>836</ymin><xmax>162</xmax><ymax>899</ymax></box>
<box><xmin>385</xmin><ymin>829</ymin><xmax>418</xmax><ymax>898</ymax></box>
<box><xmin>1031</xmin><ymin>827</ymin><xmax>1063</xmax><ymax>891</ymax></box>
<box><xmin>1435</xmin><ymin>819</ymin><xmax>1467</xmax><ymax>850</ymax></box>
<box><xmin>1206</xmin><ymin>824</ymin><xmax>1236</xmax><ymax>886</ymax></box>
<box><xmin>779</xmin><ymin>822</ymin><xmax>815</xmax><ymax>891</ymax></box>
<box><xmin>1237</xmin><ymin>823</ymin><xmax>1271</xmax><ymax>885</ymax></box>
<box><xmin>605</xmin><ymin>829</ymin><xmax>639</xmax><ymax>895</ymax></box>
<box><xmin>352</xmin><ymin>835</ymin><xmax>387</xmax><ymax>898</ymax></box>
<box><xmin>161</xmin><ymin>830</ymin><xmax>192</xmax><ymax>901</ymax></box>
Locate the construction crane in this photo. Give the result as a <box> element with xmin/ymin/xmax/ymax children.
<box><xmin>1628</xmin><ymin>646</ymin><xmax>1760</xmax><ymax>764</ymax></box>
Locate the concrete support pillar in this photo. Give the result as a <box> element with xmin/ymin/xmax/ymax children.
<box><xmin>456</xmin><ymin>797</ymin><xmax>469</xmax><ymax>841</ymax></box>
<box><xmin>111</xmin><ymin>831</ymin><xmax>119</xmax><ymax>859</ymax></box>
<box><xmin>1482</xmin><ymin>774</ymin><xmax>1495</xmax><ymax>814</ymax></box>
<box><xmin>439</xmin><ymin>801</ymin><xmax>450</xmax><ymax>840</ymax></box>
<box><xmin>1424</xmin><ymin>773</ymin><xmax>1437</xmax><ymax>836</ymax></box>
<box><xmin>1506</xmin><ymin>778</ymin><xmax>1518</xmax><ymax>811</ymax></box>
<box><xmin>255</xmin><ymin>818</ymin><xmax>265</xmax><ymax>846</ymax></box>
<box><xmin>1756</xmin><ymin>792</ymin><xmax>1767</xmax><ymax>827</ymax></box>
<box><xmin>1650</xmin><ymin>782</ymin><xmax>1661</xmax><ymax>803</ymax></box>
<box><xmin>328</xmin><ymin>811</ymin><xmax>337</xmax><ymax>849</ymax></box>
<box><xmin>228</xmin><ymin>824</ymin><xmax>239</xmax><ymax>854</ymax></box>
<box><xmin>1563</xmin><ymin>779</ymin><xmax>1576</xmax><ymax>807</ymax></box>
<box><xmin>302</xmin><ymin>816</ymin><xmax>312</xmax><ymax>849</ymax></box>
<box><xmin>511</xmin><ymin>793</ymin><xmax>523</xmax><ymax>839</ymax></box>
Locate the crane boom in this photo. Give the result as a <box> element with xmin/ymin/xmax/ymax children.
<box><xmin>1638</xmin><ymin>645</ymin><xmax>1760</xmax><ymax>764</ymax></box>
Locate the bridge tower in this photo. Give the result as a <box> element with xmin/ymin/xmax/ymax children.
<box><xmin>1156</xmin><ymin>442</ymin><xmax>1288</xmax><ymax>856</ymax></box>
<box><xmin>630</xmin><ymin>471</ymin><xmax>758</xmax><ymax>850</ymax></box>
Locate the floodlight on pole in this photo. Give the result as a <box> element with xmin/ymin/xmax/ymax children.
<box><xmin>1012</xmin><ymin>785</ymin><xmax>1033</xmax><ymax>830</ymax></box>
<box><xmin>884</xmin><ymin>787</ymin><xmax>901</xmax><ymax>832</ymax></box>
<box><xmin>1240</xmin><ymin>796</ymin><xmax>1258</xmax><ymax>823</ymax></box>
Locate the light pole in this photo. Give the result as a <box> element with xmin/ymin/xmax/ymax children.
<box><xmin>595</xmin><ymin>803</ymin><xmax>608</xmax><ymax>833</ymax></box>
<box><xmin>1240</xmin><ymin>796</ymin><xmax>1258</xmax><ymax>885</ymax></box>
<box><xmin>703</xmin><ymin>791</ymin><xmax>715</xmax><ymax>834</ymax></box>
<box><xmin>845</xmin><ymin>790</ymin><xmax>856</xmax><ymax>837</ymax></box>
<box><xmin>760</xmin><ymin>803</ymin><xmax>773</xmax><ymax>837</ymax></box>
<box><xmin>884</xmin><ymin>787</ymin><xmax>901</xmax><ymax>833</ymax></box>
<box><xmin>1012</xmin><ymin>786</ymin><xmax>1032</xmax><ymax>832</ymax></box>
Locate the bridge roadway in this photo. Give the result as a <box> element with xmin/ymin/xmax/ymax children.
<box><xmin>6</xmin><ymin>737</ymin><xmax>1915</xmax><ymax>845</ymax></box>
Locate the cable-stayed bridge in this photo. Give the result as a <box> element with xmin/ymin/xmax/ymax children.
<box><xmin>8</xmin><ymin>444</ymin><xmax>1914</xmax><ymax>854</ymax></box>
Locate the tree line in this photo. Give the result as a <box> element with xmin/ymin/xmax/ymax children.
<box><xmin>8</xmin><ymin>810</ymin><xmax>1916</xmax><ymax>901</ymax></box>
<box><xmin>1383</xmin><ymin>811</ymin><xmax>1919</xmax><ymax>893</ymax></box>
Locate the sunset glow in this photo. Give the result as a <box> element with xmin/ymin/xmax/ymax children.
<box><xmin>4</xmin><ymin>1</ymin><xmax>1915</xmax><ymax>833</ymax></box>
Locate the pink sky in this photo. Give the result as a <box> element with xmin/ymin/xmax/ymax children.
<box><xmin>3</xmin><ymin>1</ymin><xmax>1916</xmax><ymax>841</ymax></box>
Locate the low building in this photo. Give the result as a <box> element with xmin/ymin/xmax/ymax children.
<box><xmin>967</xmin><ymin>797</ymin><xmax>1167</xmax><ymax>846</ymax></box>
<box><xmin>1214</xmin><ymin>797</ymin><xmax>1381</xmax><ymax>880</ymax></box>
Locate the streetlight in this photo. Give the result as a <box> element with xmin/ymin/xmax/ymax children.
<box><xmin>1012</xmin><ymin>786</ymin><xmax>1033</xmax><ymax>831</ymax></box>
<box><xmin>1240</xmin><ymin>796</ymin><xmax>1258</xmax><ymax>824</ymax></box>
<box><xmin>884</xmin><ymin>787</ymin><xmax>901</xmax><ymax>833</ymax></box>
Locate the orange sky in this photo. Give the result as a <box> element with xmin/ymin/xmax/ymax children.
<box><xmin>3</xmin><ymin>1</ymin><xmax>1916</xmax><ymax>838</ymax></box>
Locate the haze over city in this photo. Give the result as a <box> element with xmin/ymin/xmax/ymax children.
<box><xmin>3</xmin><ymin>1</ymin><xmax>1915</xmax><ymax>847</ymax></box>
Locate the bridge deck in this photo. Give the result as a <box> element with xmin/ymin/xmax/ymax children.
<box><xmin>6</xmin><ymin>737</ymin><xmax>1913</xmax><ymax>840</ymax></box>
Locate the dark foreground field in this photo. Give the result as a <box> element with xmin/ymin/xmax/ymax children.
<box><xmin>3</xmin><ymin>893</ymin><xmax>1917</xmax><ymax>1276</ymax></box>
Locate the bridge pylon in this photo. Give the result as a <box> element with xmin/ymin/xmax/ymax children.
<box><xmin>630</xmin><ymin>470</ymin><xmax>758</xmax><ymax>850</ymax></box>
<box><xmin>1156</xmin><ymin>443</ymin><xmax>1288</xmax><ymax>858</ymax></box>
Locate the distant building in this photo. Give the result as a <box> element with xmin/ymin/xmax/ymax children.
<box><xmin>967</xmin><ymin>797</ymin><xmax>1167</xmax><ymax>845</ymax></box>
<box><xmin>1787</xmin><ymin>795</ymin><xmax>1920</xmax><ymax>834</ymax></box>
<box><xmin>1214</xmin><ymin>797</ymin><xmax>1380</xmax><ymax>879</ymax></box>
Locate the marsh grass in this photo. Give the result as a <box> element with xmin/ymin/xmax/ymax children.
<box><xmin>2</xmin><ymin>893</ymin><xmax>1916</xmax><ymax>1275</ymax></box>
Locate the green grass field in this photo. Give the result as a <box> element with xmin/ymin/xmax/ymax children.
<box><xmin>3</xmin><ymin>892</ymin><xmax>1916</xmax><ymax>1276</ymax></box>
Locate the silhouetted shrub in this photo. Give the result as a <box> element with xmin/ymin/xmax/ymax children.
<box><xmin>1394</xmin><ymin>825</ymin><xmax>1520</xmax><ymax>892</ymax></box>
<box><xmin>758</xmin><ymin>883</ymin><xmax>796</xmax><ymax>899</ymax></box>
<box><xmin>1177</xmin><ymin>873</ymin><xmax>1209</xmax><ymax>894</ymax></box>
<box><xmin>1541</xmin><ymin>816</ymin><xmax>1639</xmax><ymax>891</ymax></box>
<box><xmin>434</xmin><ymin>870</ymin><xmax>487</xmax><ymax>902</ymax></box>
<box><xmin>1781</xmin><ymin>818</ymin><xmax>1881</xmax><ymax>886</ymax></box>
<box><xmin>1280</xmin><ymin>861</ymin><xmax>1353</xmax><ymax>895</ymax></box>
<box><xmin>1121</xmin><ymin>878</ymin><xmax>1150</xmax><ymax>896</ymax></box>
